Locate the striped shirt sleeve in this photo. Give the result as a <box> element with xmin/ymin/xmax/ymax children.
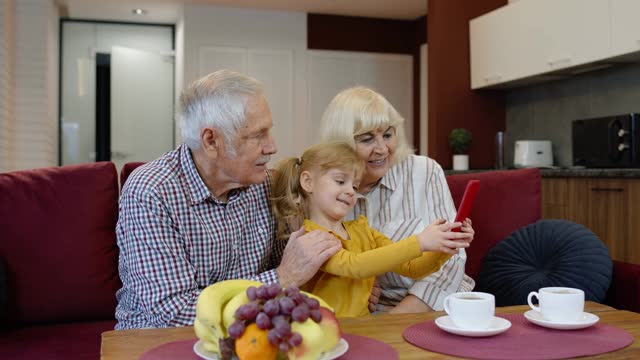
<box><xmin>406</xmin><ymin>160</ymin><xmax>475</xmax><ymax>310</ymax></box>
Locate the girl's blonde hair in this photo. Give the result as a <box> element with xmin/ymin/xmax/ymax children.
<box><xmin>320</xmin><ymin>86</ymin><xmax>413</xmax><ymax>165</ymax></box>
<box><xmin>272</xmin><ymin>142</ymin><xmax>365</xmax><ymax>239</ymax></box>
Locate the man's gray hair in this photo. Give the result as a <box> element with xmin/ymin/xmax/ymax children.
<box><xmin>179</xmin><ymin>70</ymin><xmax>264</xmax><ymax>153</ymax></box>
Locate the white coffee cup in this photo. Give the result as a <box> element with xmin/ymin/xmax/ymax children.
<box><xmin>527</xmin><ymin>287</ymin><xmax>584</xmax><ymax>322</ymax></box>
<box><xmin>443</xmin><ymin>292</ymin><xmax>495</xmax><ymax>330</ymax></box>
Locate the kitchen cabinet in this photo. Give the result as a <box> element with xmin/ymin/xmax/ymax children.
<box><xmin>542</xmin><ymin>177</ymin><xmax>640</xmax><ymax>264</ymax></box>
<box><xmin>610</xmin><ymin>0</ymin><xmax>640</xmax><ymax>57</ymax></box>
<box><xmin>470</xmin><ymin>0</ymin><xmax>610</xmax><ymax>89</ymax></box>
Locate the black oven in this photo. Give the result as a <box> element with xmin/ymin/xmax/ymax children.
<box><xmin>572</xmin><ymin>113</ymin><xmax>640</xmax><ymax>168</ymax></box>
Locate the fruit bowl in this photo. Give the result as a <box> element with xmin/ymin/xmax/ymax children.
<box><xmin>193</xmin><ymin>338</ymin><xmax>349</xmax><ymax>360</ymax></box>
<box><xmin>194</xmin><ymin>280</ymin><xmax>344</xmax><ymax>360</ymax></box>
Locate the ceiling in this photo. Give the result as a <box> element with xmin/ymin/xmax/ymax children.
<box><xmin>58</xmin><ymin>0</ymin><xmax>428</xmax><ymax>24</ymax></box>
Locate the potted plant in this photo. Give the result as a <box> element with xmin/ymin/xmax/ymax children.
<box><xmin>448</xmin><ymin>128</ymin><xmax>472</xmax><ymax>170</ymax></box>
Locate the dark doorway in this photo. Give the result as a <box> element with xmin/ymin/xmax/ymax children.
<box><xmin>95</xmin><ymin>53</ymin><xmax>111</xmax><ymax>162</ymax></box>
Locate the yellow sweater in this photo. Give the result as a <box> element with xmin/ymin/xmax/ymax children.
<box><xmin>301</xmin><ymin>216</ymin><xmax>451</xmax><ymax>317</ymax></box>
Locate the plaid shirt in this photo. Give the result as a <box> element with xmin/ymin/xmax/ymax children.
<box><xmin>115</xmin><ymin>145</ymin><xmax>281</xmax><ymax>329</ymax></box>
<box><xmin>346</xmin><ymin>154</ymin><xmax>475</xmax><ymax>311</ymax></box>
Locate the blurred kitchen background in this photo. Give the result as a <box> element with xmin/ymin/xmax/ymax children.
<box><xmin>2</xmin><ymin>0</ymin><xmax>640</xmax><ymax>173</ymax></box>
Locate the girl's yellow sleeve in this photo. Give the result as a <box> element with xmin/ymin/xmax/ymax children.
<box><xmin>321</xmin><ymin>217</ymin><xmax>451</xmax><ymax>279</ymax></box>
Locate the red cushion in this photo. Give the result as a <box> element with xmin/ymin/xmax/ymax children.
<box><xmin>120</xmin><ymin>162</ymin><xmax>145</xmax><ymax>191</ymax></box>
<box><xmin>0</xmin><ymin>162</ymin><xmax>121</xmax><ymax>325</ymax></box>
<box><xmin>446</xmin><ymin>168</ymin><xmax>542</xmax><ymax>280</ymax></box>
<box><xmin>0</xmin><ymin>320</ymin><xmax>116</xmax><ymax>359</ymax></box>
<box><xmin>605</xmin><ymin>260</ymin><xmax>640</xmax><ymax>313</ymax></box>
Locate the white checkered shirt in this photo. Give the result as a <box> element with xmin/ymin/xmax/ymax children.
<box><xmin>115</xmin><ymin>145</ymin><xmax>281</xmax><ymax>329</ymax></box>
<box><xmin>345</xmin><ymin>154</ymin><xmax>475</xmax><ymax>312</ymax></box>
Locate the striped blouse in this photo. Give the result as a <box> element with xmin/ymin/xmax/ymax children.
<box><xmin>345</xmin><ymin>154</ymin><xmax>475</xmax><ymax>311</ymax></box>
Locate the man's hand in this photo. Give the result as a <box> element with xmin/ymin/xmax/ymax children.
<box><xmin>276</xmin><ymin>228</ymin><xmax>342</xmax><ymax>288</ymax></box>
<box><xmin>368</xmin><ymin>281</ymin><xmax>382</xmax><ymax>312</ymax></box>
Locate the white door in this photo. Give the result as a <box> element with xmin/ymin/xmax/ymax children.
<box><xmin>111</xmin><ymin>46</ymin><xmax>174</xmax><ymax>172</ymax></box>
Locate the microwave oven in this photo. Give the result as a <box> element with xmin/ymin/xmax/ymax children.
<box><xmin>572</xmin><ymin>113</ymin><xmax>640</xmax><ymax>168</ymax></box>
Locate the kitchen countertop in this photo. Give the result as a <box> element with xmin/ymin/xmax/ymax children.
<box><xmin>445</xmin><ymin>168</ymin><xmax>640</xmax><ymax>178</ymax></box>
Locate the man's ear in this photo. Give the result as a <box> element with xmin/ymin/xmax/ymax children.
<box><xmin>300</xmin><ymin>170</ymin><xmax>314</xmax><ymax>194</ymax></box>
<box><xmin>201</xmin><ymin>128</ymin><xmax>222</xmax><ymax>157</ymax></box>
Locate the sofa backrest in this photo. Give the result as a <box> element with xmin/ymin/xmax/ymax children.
<box><xmin>0</xmin><ymin>162</ymin><xmax>121</xmax><ymax>326</ymax></box>
<box><xmin>120</xmin><ymin>161</ymin><xmax>146</xmax><ymax>191</ymax></box>
<box><xmin>445</xmin><ymin>168</ymin><xmax>542</xmax><ymax>280</ymax></box>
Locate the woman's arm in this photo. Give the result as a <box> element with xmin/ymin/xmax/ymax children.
<box><xmin>405</xmin><ymin>160</ymin><xmax>474</xmax><ymax>311</ymax></box>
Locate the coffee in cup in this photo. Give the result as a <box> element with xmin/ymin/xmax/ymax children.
<box><xmin>527</xmin><ymin>287</ymin><xmax>584</xmax><ymax>322</ymax></box>
<box><xmin>443</xmin><ymin>292</ymin><xmax>495</xmax><ymax>330</ymax></box>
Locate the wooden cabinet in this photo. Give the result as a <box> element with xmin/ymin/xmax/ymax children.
<box><xmin>470</xmin><ymin>0</ymin><xmax>611</xmax><ymax>89</ymax></box>
<box><xmin>542</xmin><ymin>178</ymin><xmax>640</xmax><ymax>264</ymax></box>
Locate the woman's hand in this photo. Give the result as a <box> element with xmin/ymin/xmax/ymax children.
<box><xmin>368</xmin><ymin>280</ymin><xmax>381</xmax><ymax>312</ymax></box>
<box><xmin>460</xmin><ymin>218</ymin><xmax>475</xmax><ymax>245</ymax></box>
<box><xmin>416</xmin><ymin>219</ymin><xmax>472</xmax><ymax>254</ymax></box>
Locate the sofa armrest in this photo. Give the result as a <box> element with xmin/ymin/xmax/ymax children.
<box><xmin>604</xmin><ymin>260</ymin><xmax>640</xmax><ymax>312</ymax></box>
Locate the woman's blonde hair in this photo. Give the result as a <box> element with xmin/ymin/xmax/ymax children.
<box><xmin>320</xmin><ymin>86</ymin><xmax>413</xmax><ymax>165</ymax></box>
<box><xmin>272</xmin><ymin>142</ymin><xmax>365</xmax><ymax>239</ymax></box>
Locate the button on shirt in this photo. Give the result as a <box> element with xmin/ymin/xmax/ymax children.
<box><xmin>115</xmin><ymin>145</ymin><xmax>281</xmax><ymax>329</ymax></box>
<box><xmin>345</xmin><ymin>154</ymin><xmax>475</xmax><ymax>311</ymax></box>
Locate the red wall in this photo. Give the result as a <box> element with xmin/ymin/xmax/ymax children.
<box><xmin>427</xmin><ymin>0</ymin><xmax>507</xmax><ymax>169</ymax></box>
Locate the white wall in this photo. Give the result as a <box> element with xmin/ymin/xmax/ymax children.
<box><xmin>174</xmin><ymin>8</ymin><xmax>185</xmax><ymax>145</ymax></box>
<box><xmin>0</xmin><ymin>0</ymin><xmax>16</xmax><ymax>172</ymax></box>
<box><xmin>0</xmin><ymin>0</ymin><xmax>59</xmax><ymax>172</ymax></box>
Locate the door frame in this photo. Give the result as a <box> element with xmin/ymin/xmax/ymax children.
<box><xmin>58</xmin><ymin>18</ymin><xmax>175</xmax><ymax>166</ymax></box>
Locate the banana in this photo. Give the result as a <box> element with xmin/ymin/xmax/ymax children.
<box><xmin>300</xmin><ymin>290</ymin><xmax>334</xmax><ymax>312</ymax></box>
<box><xmin>194</xmin><ymin>317</ymin><xmax>220</xmax><ymax>354</ymax></box>
<box><xmin>195</xmin><ymin>279</ymin><xmax>262</xmax><ymax>341</ymax></box>
<box><xmin>222</xmin><ymin>291</ymin><xmax>250</xmax><ymax>330</ymax></box>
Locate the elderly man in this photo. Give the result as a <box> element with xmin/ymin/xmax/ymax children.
<box><xmin>115</xmin><ymin>70</ymin><xmax>341</xmax><ymax>330</ymax></box>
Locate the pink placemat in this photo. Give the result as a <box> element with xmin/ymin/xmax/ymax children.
<box><xmin>341</xmin><ymin>333</ymin><xmax>398</xmax><ymax>360</ymax></box>
<box><xmin>138</xmin><ymin>334</ymin><xmax>397</xmax><ymax>360</ymax></box>
<box><xmin>139</xmin><ymin>339</ymin><xmax>199</xmax><ymax>360</ymax></box>
<box><xmin>403</xmin><ymin>313</ymin><xmax>633</xmax><ymax>360</ymax></box>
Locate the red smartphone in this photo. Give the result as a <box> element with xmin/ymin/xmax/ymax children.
<box><xmin>451</xmin><ymin>180</ymin><xmax>480</xmax><ymax>232</ymax></box>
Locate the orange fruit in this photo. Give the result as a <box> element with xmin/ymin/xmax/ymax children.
<box><xmin>235</xmin><ymin>323</ymin><xmax>278</xmax><ymax>360</ymax></box>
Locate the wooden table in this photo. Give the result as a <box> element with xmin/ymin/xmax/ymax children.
<box><xmin>101</xmin><ymin>302</ymin><xmax>639</xmax><ymax>359</ymax></box>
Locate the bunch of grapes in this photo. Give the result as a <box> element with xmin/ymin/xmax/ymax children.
<box><xmin>226</xmin><ymin>284</ymin><xmax>323</xmax><ymax>354</ymax></box>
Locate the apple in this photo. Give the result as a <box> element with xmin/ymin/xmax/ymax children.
<box><xmin>288</xmin><ymin>319</ymin><xmax>325</xmax><ymax>360</ymax></box>
<box><xmin>318</xmin><ymin>307</ymin><xmax>341</xmax><ymax>352</ymax></box>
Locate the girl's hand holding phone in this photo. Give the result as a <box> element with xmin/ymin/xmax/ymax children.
<box><xmin>417</xmin><ymin>219</ymin><xmax>473</xmax><ymax>255</ymax></box>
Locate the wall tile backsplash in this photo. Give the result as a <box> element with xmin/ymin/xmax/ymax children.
<box><xmin>505</xmin><ymin>62</ymin><xmax>640</xmax><ymax>167</ymax></box>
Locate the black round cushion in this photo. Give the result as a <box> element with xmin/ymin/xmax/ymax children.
<box><xmin>476</xmin><ymin>219</ymin><xmax>612</xmax><ymax>307</ymax></box>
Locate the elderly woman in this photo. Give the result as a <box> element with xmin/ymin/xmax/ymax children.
<box><xmin>319</xmin><ymin>86</ymin><xmax>475</xmax><ymax>313</ymax></box>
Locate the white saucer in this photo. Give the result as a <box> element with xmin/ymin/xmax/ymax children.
<box><xmin>193</xmin><ymin>338</ymin><xmax>348</xmax><ymax>360</ymax></box>
<box><xmin>435</xmin><ymin>315</ymin><xmax>511</xmax><ymax>337</ymax></box>
<box><xmin>524</xmin><ymin>310</ymin><xmax>600</xmax><ymax>330</ymax></box>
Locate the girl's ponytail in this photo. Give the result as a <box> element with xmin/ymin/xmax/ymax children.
<box><xmin>272</xmin><ymin>157</ymin><xmax>305</xmax><ymax>239</ymax></box>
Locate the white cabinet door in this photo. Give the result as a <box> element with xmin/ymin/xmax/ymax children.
<box><xmin>540</xmin><ymin>0</ymin><xmax>609</xmax><ymax>70</ymax></box>
<box><xmin>611</xmin><ymin>0</ymin><xmax>640</xmax><ymax>57</ymax></box>
<box><xmin>197</xmin><ymin>46</ymin><xmax>296</xmax><ymax>163</ymax></box>
<box><xmin>470</xmin><ymin>5</ymin><xmax>525</xmax><ymax>88</ymax></box>
<box><xmin>307</xmin><ymin>51</ymin><xmax>413</xmax><ymax>149</ymax></box>
<box><xmin>470</xmin><ymin>0</ymin><xmax>610</xmax><ymax>89</ymax></box>
<box><xmin>247</xmin><ymin>49</ymin><xmax>295</xmax><ymax>162</ymax></box>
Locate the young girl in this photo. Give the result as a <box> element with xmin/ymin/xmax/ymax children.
<box><xmin>272</xmin><ymin>142</ymin><xmax>473</xmax><ymax>317</ymax></box>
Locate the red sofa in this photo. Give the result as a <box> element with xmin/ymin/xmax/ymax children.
<box><xmin>0</xmin><ymin>163</ymin><xmax>639</xmax><ymax>359</ymax></box>
<box><xmin>0</xmin><ymin>162</ymin><xmax>120</xmax><ymax>359</ymax></box>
